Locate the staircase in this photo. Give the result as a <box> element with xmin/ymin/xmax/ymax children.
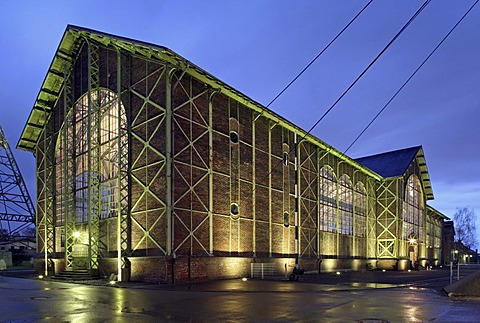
<box><xmin>53</xmin><ymin>269</ymin><xmax>96</xmax><ymax>281</ymax></box>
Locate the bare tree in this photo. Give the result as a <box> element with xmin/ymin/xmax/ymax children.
<box><xmin>20</xmin><ymin>227</ymin><xmax>36</xmax><ymax>239</ymax></box>
<box><xmin>453</xmin><ymin>207</ymin><xmax>478</xmax><ymax>249</ymax></box>
<box><xmin>0</xmin><ymin>228</ymin><xmax>8</xmax><ymax>241</ymax></box>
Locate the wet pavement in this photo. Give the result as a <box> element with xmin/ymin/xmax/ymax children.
<box><xmin>1</xmin><ymin>266</ymin><xmax>480</xmax><ymax>322</ymax></box>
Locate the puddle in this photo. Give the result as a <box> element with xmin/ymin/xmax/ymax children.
<box><xmin>349</xmin><ymin>282</ymin><xmax>397</xmax><ymax>289</ymax></box>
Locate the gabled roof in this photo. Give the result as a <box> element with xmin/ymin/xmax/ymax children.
<box><xmin>16</xmin><ymin>25</ymin><xmax>383</xmax><ymax>180</ymax></box>
<box><xmin>354</xmin><ymin>146</ymin><xmax>420</xmax><ymax>178</ymax></box>
<box><xmin>355</xmin><ymin>146</ymin><xmax>434</xmax><ymax>200</ymax></box>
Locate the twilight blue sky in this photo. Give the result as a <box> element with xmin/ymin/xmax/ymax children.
<box><xmin>1</xmin><ymin>1</ymin><xmax>479</xmax><ymax>245</ymax></box>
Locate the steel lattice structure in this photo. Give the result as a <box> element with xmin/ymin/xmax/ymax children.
<box><xmin>0</xmin><ymin>123</ymin><xmax>35</xmax><ymax>236</ymax></box>
<box><xmin>16</xmin><ymin>25</ymin><xmax>449</xmax><ymax>283</ymax></box>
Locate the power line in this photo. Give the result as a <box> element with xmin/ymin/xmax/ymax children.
<box><xmin>344</xmin><ymin>0</ymin><xmax>479</xmax><ymax>155</ymax></box>
<box><xmin>239</xmin><ymin>0</ymin><xmax>431</xmax><ymax>215</ymax></box>
<box><xmin>301</xmin><ymin>0</ymin><xmax>431</xmax><ymax>143</ymax></box>
<box><xmin>262</xmin><ymin>0</ymin><xmax>374</xmax><ymax>112</ymax></box>
<box><xmin>237</xmin><ymin>1</ymin><xmax>374</xmax><ymax>214</ymax></box>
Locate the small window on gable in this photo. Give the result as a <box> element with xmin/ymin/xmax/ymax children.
<box><xmin>283</xmin><ymin>212</ymin><xmax>290</xmax><ymax>227</ymax></box>
<box><xmin>230</xmin><ymin>203</ymin><xmax>240</xmax><ymax>219</ymax></box>
<box><xmin>283</xmin><ymin>143</ymin><xmax>289</xmax><ymax>166</ymax></box>
<box><xmin>230</xmin><ymin>131</ymin><xmax>239</xmax><ymax>144</ymax></box>
<box><xmin>229</xmin><ymin>117</ymin><xmax>239</xmax><ymax>144</ymax></box>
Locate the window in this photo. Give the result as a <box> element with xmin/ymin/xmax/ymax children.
<box><xmin>230</xmin><ymin>203</ymin><xmax>239</xmax><ymax>219</ymax></box>
<box><xmin>319</xmin><ymin>166</ymin><xmax>336</xmax><ymax>233</ymax></box>
<box><xmin>229</xmin><ymin>131</ymin><xmax>239</xmax><ymax>144</ymax></box>
<box><xmin>338</xmin><ymin>175</ymin><xmax>353</xmax><ymax>235</ymax></box>
<box><xmin>403</xmin><ymin>175</ymin><xmax>424</xmax><ymax>241</ymax></box>
<box><xmin>55</xmin><ymin>88</ymin><xmax>128</xmax><ymax>223</ymax></box>
<box><xmin>283</xmin><ymin>212</ymin><xmax>290</xmax><ymax>227</ymax></box>
<box><xmin>354</xmin><ymin>182</ymin><xmax>367</xmax><ymax>237</ymax></box>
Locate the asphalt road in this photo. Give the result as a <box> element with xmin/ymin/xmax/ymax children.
<box><xmin>1</xmin><ymin>265</ymin><xmax>479</xmax><ymax>322</ymax></box>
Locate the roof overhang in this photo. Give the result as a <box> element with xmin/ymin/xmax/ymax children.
<box><xmin>427</xmin><ymin>205</ymin><xmax>450</xmax><ymax>220</ymax></box>
<box><xmin>415</xmin><ymin>147</ymin><xmax>434</xmax><ymax>200</ymax></box>
<box><xmin>17</xmin><ymin>25</ymin><xmax>382</xmax><ymax>180</ymax></box>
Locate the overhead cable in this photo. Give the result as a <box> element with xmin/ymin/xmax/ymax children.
<box><xmin>237</xmin><ymin>1</ymin><xmax>374</xmax><ymax>213</ymax></box>
<box><xmin>301</xmin><ymin>0</ymin><xmax>432</xmax><ymax>143</ymax></box>
<box><xmin>262</xmin><ymin>0</ymin><xmax>374</xmax><ymax>112</ymax></box>
<box><xmin>343</xmin><ymin>0</ymin><xmax>479</xmax><ymax>155</ymax></box>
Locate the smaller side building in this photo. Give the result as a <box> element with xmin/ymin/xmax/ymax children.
<box><xmin>0</xmin><ymin>238</ymin><xmax>36</xmax><ymax>267</ymax></box>
<box><xmin>442</xmin><ymin>220</ymin><xmax>455</xmax><ymax>264</ymax></box>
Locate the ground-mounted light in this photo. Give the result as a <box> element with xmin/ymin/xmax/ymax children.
<box><xmin>38</xmin><ymin>275</ymin><xmax>44</xmax><ymax>279</ymax></box>
<box><xmin>109</xmin><ymin>280</ymin><xmax>116</xmax><ymax>285</ymax></box>
<box><xmin>336</xmin><ymin>271</ymin><xmax>341</xmax><ymax>275</ymax></box>
<box><xmin>241</xmin><ymin>277</ymin><xmax>248</xmax><ymax>282</ymax></box>
<box><xmin>408</xmin><ymin>269</ymin><xmax>411</xmax><ymax>272</ymax></box>
<box><xmin>382</xmin><ymin>269</ymin><xmax>386</xmax><ymax>272</ymax></box>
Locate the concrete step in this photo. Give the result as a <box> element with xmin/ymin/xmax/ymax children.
<box><xmin>54</xmin><ymin>269</ymin><xmax>96</xmax><ymax>281</ymax></box>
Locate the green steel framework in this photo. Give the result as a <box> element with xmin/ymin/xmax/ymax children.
<box><xmin>63</xmin><ymin>50</ymin><xmax>76</xmax><ymax>270</ymax></box>
<box><xmin>18</xmin><ymin>26</ymin><xmax>445</xmax><ymax>280</ymax></box>
<box><xmin>36</xmin><ymin>36</ymin><xmax>132</xmax><ymax>277</ymax></box>
<box><xmin>376</xmin><ymin>178</ymin><xmax>402</xmax><ymax>259</ymax></box>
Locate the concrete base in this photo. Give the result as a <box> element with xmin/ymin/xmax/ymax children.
<box><xmin>444</xmin><ymin>270</ymin><xmax>480</xmax><ymax>297</ymax></box>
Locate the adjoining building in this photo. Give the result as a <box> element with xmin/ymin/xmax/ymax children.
<box><xmin>0</xmin><ymin>237</ymin><xmax>36</xmax><ymax>267</ymax></box>
<box><xmin>18</xmin><ymin>25</ymin><xmax>449</xmax><ymax>282</ymax></box>
<box><xmin>442</xmin><ymin>220</ymin><xmax>455</xmax><ymax>264</ymax></box>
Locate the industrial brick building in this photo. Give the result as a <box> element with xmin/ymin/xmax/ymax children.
<box><xmin>18</xmin><ymin>26</ymin><xmax>448</xmax><ymax>282</ymax></box>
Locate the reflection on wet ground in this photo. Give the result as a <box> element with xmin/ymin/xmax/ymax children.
<box><xmin>349</xmin><ymin>282</ymin><xmax>398</xmax><ymax>289</ymax></box>
<box><xmin>1</xmin><ymin>266</ymin><xmax>480</xmax><ymax>321</ymax></box>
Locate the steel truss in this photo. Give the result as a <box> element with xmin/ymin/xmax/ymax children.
<box><xmin>37</xmin><ymin>104</ymin><xmax>56</xmax><ymax>276</ymax></box>
<box><xmin>40</xmin><ymin>39</ymin><xmax>131</xmax><ymax>278</ymax></box>
<box><xmin>130</xmin><ymin>62</ymin><xmax>168</xmax><ymax>256</ymax></box>
<box><xmin>0</xmin><ymin>123</ymin><xmax>35</xmax><ymax>235</ymax></box>
<box><xmin>299</xmin><ymin>140</ymin><xmax>318</xmax><ymax>259</ymax></box>
<box><xmin>376</xmin><ymin>178</ymin><xmax>402</xmax><ymax>258</ymax></box>
<box><xmin>366</xmin><ymin>178</ymin><xmax>377</xmax><ymax>258</ymax></box>
<box><xmin>171</xmin><ymin>72</ymin><xmax>211</xmax><ymax>256</ymax></box>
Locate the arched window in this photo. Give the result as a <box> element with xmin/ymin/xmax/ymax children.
<box><xmin>319</xmin><ymin>166</ymin><xmax>336</xmax><ymax>233</ymax></box>
<box><xmin>403</xmin><ymin>175</ymin><xmax>425</xmax><ymax>241</ymax></box>
<box><xmin>55</xmin><ymin>88</ymin><xmax>128</xmax><ymax>223</ymax></box>
<box><xmin>338</xmin><ymin>175</ymin><xmax>353</xmax><ymax>235</ymax></box>
<box><xmin>354</xmin><ymin>182</ymin><xmax>367</xmax><ymax>237</ymax></box>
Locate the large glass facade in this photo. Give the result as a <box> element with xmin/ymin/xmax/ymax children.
<box><xmin>319</xmin><ymin>166</ymin><xmax>336</xmax><ymax>233</ymax></box>
<box><xmin>403</xmin><ymin>175</ymin><xmax>424</xmax><ymax>241</ymax></box>
<box><xmin>55</xmin><ymin>88</ymin><xmax>127</xmax><ymax>226</ymax></box>
<box><xmin>338</xmin><ymin>175</ymin><xmax>353</xmax><ymax>235</ymax></box>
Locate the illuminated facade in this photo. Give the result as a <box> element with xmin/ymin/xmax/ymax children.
<box><xmin>18</xmin><ymin>26</ymin><xmax>448</xmax><ymax>282</ymax></box>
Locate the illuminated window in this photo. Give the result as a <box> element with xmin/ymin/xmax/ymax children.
<box><xmin>319</xmin><ymin>166</ymin><xmax>336</xmax><ymax>233</ymax></box>
<box><xmin>338</xmin><ymin>175</ymin><xmax>353</xmax><ymax>235</ymax></box>
<box><xmin>55</xmin><ymin>89</ymin><xmax>127</xmax><ymax>223</ymax></box>
<box><xmin>403</xmin><ymin>175</ymin><xmax>424</xmax><ymax>241</ymax></box>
